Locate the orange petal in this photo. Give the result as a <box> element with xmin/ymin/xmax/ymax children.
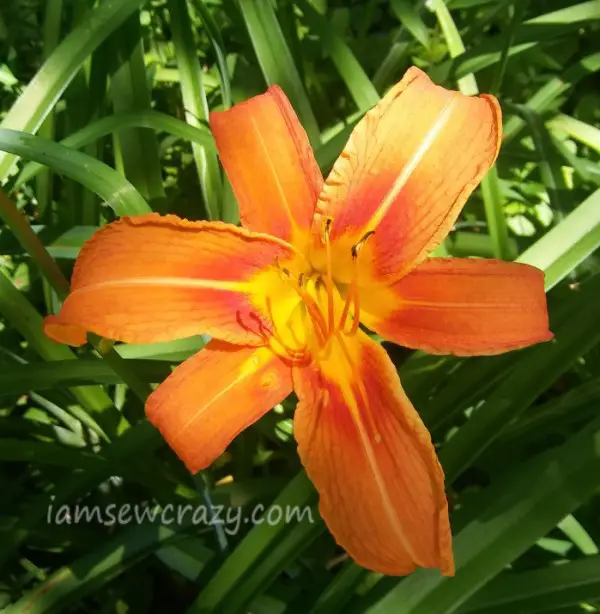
<box><xmin>43</xmin><ymin>213</ymin><xmax>297</xmax><ymax>347</ymax></box>
<box><xmin>147</xmin><ymin>340</ymin><xmax>292</xmax><ymax>473</ymax></box>
<box><xmin>311</xmin><ymin>67</ymin><xmax>501</xmax><ymax>283</ymax></box>
<box><xmin>361</xmin><ymin>258</ymin><xmax>553</xmax><ymax>356</ymax></box>
<box><xmin>293</xmin><ymin>331</ymin><xmax>453</xmax><ymax>575</ymax></box>
<box><xmin>210</xmin><ymin>86</ymin><xmax>323</xmax><ymax>247</ymax></box>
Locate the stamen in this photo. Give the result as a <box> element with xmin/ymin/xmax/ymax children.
<box><xmin>338</xmin><ymin>231</ymin><xmax>374</xmax><ymax>336</ymax></box>
<box><xmin>269</xmin><ymin>335</ymin><xmax>309</xmax><ymax>364</ymax></box>
<box><xmin>347</xmin><ymin>278</ymin><xmax>361</xmax><ymax>336</ymax></box>
<box><xmin>338</xmin><ymin>258</ymin><xmax>360</xmax><ymax>336</ymax></box>
<box><xmin>262</xmin><ymin>296</ymin><xmax>309</xmax><ymax>362</ymax></box>
<box><xmin>337</xmin><ymin>279</ymin><xmax>355</xmax><ymax>333</ymax></box>
<box><xmin>351</xmin><ymin>230</ymin><xmax>375</xmax><ymax>259</ymax></box>
<box><xmin>322</xmin><ymin>217</ymin><xmax>335</xmax><ymax>335</ymax></box>
<box><xmin>274</xmin><ymin>256</ymin><xmax>293</xmax><ymax>281</ymax></box>
<box><xmin>297</xmin><ymin>277</ymin><xmax>328</xmax><ymax>346</ymax></box>
<box><xmin>272</xmin><ymin>258</ymin><xmax>330</xmax><ymax>352</ymax></box>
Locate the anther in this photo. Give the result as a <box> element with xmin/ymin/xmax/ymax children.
<box><xmin>321</xmin><ymin>216</ymin><xmax>334</xmax><ymax>245</ymax></box>
<box><xmin>351</xmin><ymin>230</ymin><xmax>375</xmax><ymax>259</ymax></box>
<box><xmin>338</xmin><ymin>232</ymin><xmax>374</xmax><ymax>336</ymax></box>
<box><xmin>321</xmin><ymin>217</ymin><xmax>335</xmax><ymax>335</ymax></box>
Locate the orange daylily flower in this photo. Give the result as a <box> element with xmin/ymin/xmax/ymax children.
<box><xmin>43</xmin><ymin>67</ymin><xmax>552</xmax><ymax>576</ymax></box>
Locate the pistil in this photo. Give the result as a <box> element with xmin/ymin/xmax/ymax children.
<box><xmin>322</xmin><ymin>217</ymin><xmax>336</xmax><ymax>335</ymax></box>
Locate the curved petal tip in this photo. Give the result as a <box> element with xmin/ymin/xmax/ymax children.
<box><xmin>43</xmin><ymin>315</ymin><xmax>87</xmax><ymax>346</ymax></box>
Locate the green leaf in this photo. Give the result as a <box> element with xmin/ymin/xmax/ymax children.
<box><xmin>0</xmin><ymin>269</ymin><xmax>125</xmax><ymax>437</ymax></box>
<box><xmin>36</xmin><ymin>0</ymin><xmax>65</xmax><ymax>214</ymax></box>
<box><xmin>557</xmin><ymin>515</ymin><xmax>598</xmax><ymax>556</ymax></box>
<box><xmin>390</xmin><ymin>0</ymin><xmax>430</xmax><ymax>49</ymax></box>
<box><xmin>0</xmin><ymin>0</ymin><xmax>148</xmax><ymax>182</ymax></box>
<box><xmin>503</xmin><ymin>52</ymin><xmax>600</xmax><ymax>143</ymax></box>
<box><xmin>479</xmin><ymin>167</ymin><xmax>514</xmax><ymax>261</ymax></box>
<box><xmin>167</xmin><ymin>0</ymin><xmax>222</xmax><ymax>219</ymax></box>
<box><xmin>0</xmin><ymin>359</ymin><xmax>170</xmax><ymax>397</ymax></box>
<box><xmin>0</xmin><ymin>189</ymin><xmax>69</xmax><ymax>296</ymax></box>
<box><xmin>109</xmin><ymin>16</ymin><xmax>166</xmax><ymax>203</ymax></box>
<box><xmin>430</xmin><ymin>0</ymin><xmax>477</xmax><ymax>95</ymax></box>
<box><xmin>237</xmin><ymin>0</ymin><xmax>320</xmax><ymax>144</ymax></box>
<box><xmin>518</xmin><ymin>187</ymin><xmax>600</xmax><ymax>290</ymax></box>
<box><xmin>364</xmin><ymin>415</ymin><xmax>600</xmax><ymax>614</ymax></box>
<box><xmin>507</xmin><ymin>103</ymin><xmax>570</xmax><ymax>220</ymax></box>
<box><xmin>0</xmin><ymin>439</ymin><xmax>107</xmax><ymax>470</ymax></box>
<box><xmin>16</xmin><ymin>110</ymin><xmax>215</xmax><ymax>187</ymax></box>
<box><xmin>458</xmin><ymin>554</ymin><xmax>600</xmax><ymax>613</ymax></box>
<box><xmin>548</xmin><ymin>114</ymin><xmax>600</xmax><ymax>154</ymax></box>
<box><xmin>0</xmin><ymin>421</ymin><xmax>162</xmax><ymax>570</ymax></box>
<box><xmin>431</xmin><ymin>0</ymin><xmax>512</xmax><ymax>260</ymax></box>
<box><xmin>501</xmin><ymin>376</ymin><xmax>600</xmax><ymax>444</ymax></box>
<box><xmin>372</xmin><ymin>41</ymin><xmax>410</xmax><ymax>92</ymax></box>
<box><xmin>296</xmin><ymin>0</ymin><xmax>380</xmax><ymax>111</ymax></box>
<box><xmin>0</xmin><ymin>129</ymin><xmax>151</xmax><ymax>216</ymax></box>
<box><xmin>187</xmin><ymin>471</ymin><xmax>317</xmax><ymax>613</ymax></box>
<box><xmin>194</xmin><ymin>0</ymin><xmax>232</xmax><ymax>109</ymax></box>
<box><xmin>439</xmin><ymin>276</ymin><xmax>600</xmax><ymax>483</ymax></box>
<box><xmin>432</xmin><ymin>2</ymin><xmax>600</xmax><ymax>84</ymax></box>
<box><xmin>219</xmin><ymin>509</ymin><xmax>323</xmax><ymax>613</ymax></box>
<box><xmin>309</xmin><ymin>562</ymin><xmax>368</xmax><ymax>614</ymax></box>
<box><xmin>3</xmin><ymin>525</ymin><xmax>189</xmax><ymax>614</ymax></box>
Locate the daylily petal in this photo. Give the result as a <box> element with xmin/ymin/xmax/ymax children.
<box><xmin>44</xmin><ymin>213</ymin><xmax>297</xmax><ymax>347</ymax></box>
<box><xmin>311</xmin><ymin>67</ymin><xmax>501</xmax><ymax>283</ymax></box>
<box><xmin>147</xmin><ymin>340</ymin><xmax>292</xmax><ymax>473</ymax></box>
<box><xmin>360</xmin><ymin>258</ymin><xmax>553</xmax><ymax>356</ymax></box>
<box><xmin>293</xmin><ymin>331</ymin><xmax>453</xmax><ymax>575</ymax></box>
<box><xmin>210</xmin><ymin>86</ymin><xmax>323</xmax><ymax>246</ymax></box>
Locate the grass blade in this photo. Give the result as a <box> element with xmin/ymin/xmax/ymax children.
<box><xmin>4</xmin><ymin>525</ymin><xmax>187</xmax><ymax>614</ymax></box>
<box><xmin>518</xmin><ymin>187</ymin><xmax>600</xmax><ymax>290</ymax></box>
<box><xmin>237</xmin><ymin>0</ymin><xmax>320</xmax><ymax>144</ymax></box>
<box><xmin>167</xmin><ymin>0</ymin><xmax>222</xmax><ymax>220</ymax></box>
<box><xmin>431</xmin><ymin>0</ymin><xmax>512</xmax><ymax>260</ymax></box>
<box><xmin>0</xmin><ymin>359</ymin><xmax>169</xmax><ymax>397</ymax></box>
<box><xmin>548</xmin><ymin>113</ymin><xmax>600</xmax><ymax>154</ymax></box>
<box><xmin>187</xmin><ymin>471</ymin><xmax>316</xmax><ymax>613</ymax></box>
<box><xmin>296</xmin><ymin>0</ymin><xmax>380</xmax><ymax>111</ymax></box>
<box><xmin>390</xmin><ymin>0</ymin><xmax>430</xmax><ymax>48</ymax></box>
<box><xmin>16</xmin><ymin>110</ymin><xmax>215</xmax><ymax>187</ymax></box>
<box><xmin>0</xmin><ymin>0</ymin><xmax>148</xmax><ymax>182</ymax></box>
<box><xmin>504</xmin><ymin>52</ymin><xmax>600</xmax><ymax>142</ymax></box>
<box><xmin>459</xmin><ymin>554</ymin><xmax>600</xmax><ymax>613</ymax></box>
<box><xmin>109</xmin><ymin>16</ymin><xmax>166</xmax><ymax>203</ymax></box>
<box><xmin>0</xmin><ymin>129</ymin><xmax>150</xmax><ymax>216</ymax></box>
<box><xmin>364</xmin><ymin>415</ymin><xmax>600</xmax><ymax>614</ymax></box>
<box><xmin>194</xmin><ymin>0</ymin><xmax>232</xmax><ymax>109</ymax></box>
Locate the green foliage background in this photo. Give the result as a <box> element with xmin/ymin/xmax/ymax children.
<box><xmin>1</xmin><ymin>0</ymin><xmax>600</xmax><ymax>612</ymax></box>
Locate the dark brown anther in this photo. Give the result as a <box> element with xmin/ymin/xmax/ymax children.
<box><xmin>321</xmin><ymin>216</ymin><xmax>334</xmax><ymax>244</ymax></box>
<box><xmin>351</xmin><ymin>230</ymin><xmax>375</xmax><ymax>259</ymax></box>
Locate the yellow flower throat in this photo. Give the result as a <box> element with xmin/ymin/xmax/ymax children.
<box><xmin>262</xmin><ymin>219</ymin><xmax>374</xmax><ymax>365</ymax></box>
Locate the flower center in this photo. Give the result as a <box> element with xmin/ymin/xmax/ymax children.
<box><xmin>268</xmin><ymin>218</ymin><xmax>373</xmax><ymax>365</ymax></box>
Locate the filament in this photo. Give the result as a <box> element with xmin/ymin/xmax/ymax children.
<box><xmin>297</xmin><ymin>282</ymin><xmax>328</xmax><ymax>346</ymax></box>
<box><xmin>267</xmin><ymin>228</ymin><xmax>374</xmax><ymax>362</ymax></box>
<box><xmin>322</xmin><ymin>217</ymin><xmax>335</xmax><ymax>336</ymax></box>
<box><xmin>338</xmin><ymin>231</ymin><xmax>373</xmax><ymax>336</ymax></box>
